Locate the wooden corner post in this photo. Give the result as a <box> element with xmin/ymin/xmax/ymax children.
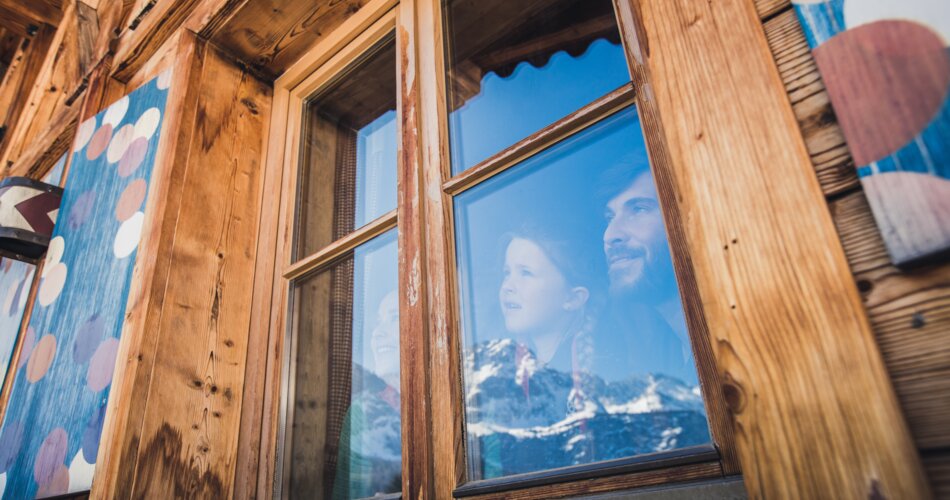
<box><xmin>613</xmin><ymin>0</ymin><xmax>931</xmax><ymax>498</ymax></box>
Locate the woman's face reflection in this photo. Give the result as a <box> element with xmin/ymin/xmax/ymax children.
<box><xmin>499</xmin><ymin>238</ymin><xmax>573</xmax><ymax>336</ymax></box>
<box><xmin>371</xmin><ymin>290</ymin><xmax>400</xmax><ymax>385</ymax></box>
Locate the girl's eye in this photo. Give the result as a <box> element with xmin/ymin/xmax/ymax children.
<box><xmin>520</xmin><ymin>269</ymin><xmax>534</xmax><ymax>277</ymax></box>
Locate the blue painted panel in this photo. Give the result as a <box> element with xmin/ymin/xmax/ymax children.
<box><xmin>0</xmin><ymin>155</ymin><xmax>69</xmax><ymax>399</ymax></box>
<box><xmin>0</xmin><ymin>70</ymin><xmax>172</xmax><ymax>498</ymax></box>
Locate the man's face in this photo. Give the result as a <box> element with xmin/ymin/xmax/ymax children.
<box><xmin>603</xmin><ymin>173</ymin><xmax>674</xmax><ymax>300</ymax></box>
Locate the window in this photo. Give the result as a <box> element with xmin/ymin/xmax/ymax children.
<box><xmin>263</xmin><ymin>1</ymin><xmax>737</xmax><ymax>498</ymax></box>
<box><xmin>275</xmin><ymin>29</ymin><xmax>402</xmax><ymax>500</ymax></box>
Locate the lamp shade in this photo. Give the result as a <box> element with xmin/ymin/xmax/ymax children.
<box><xmin>0</xmin><ymin>176</ymin><xmax>63</xmax><ymax>260</ymax></box>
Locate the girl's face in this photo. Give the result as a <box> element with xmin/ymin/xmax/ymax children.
<box><xmin>499</xmin><ymin>238</ymin><xmax>573</xmax><ymax>335</ymax></box>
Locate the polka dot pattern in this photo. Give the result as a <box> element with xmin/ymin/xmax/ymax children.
<box><xmin>134</xmin><ymin>108</ymin><xmax>161</xmax><ymax>140</ymax></box>
<box><xmin>73</xmin><ymin>314</ymin><xmax>104</xmax><ymax>364</ymax></box>
<box><xmin>16</xmin><ymin>327</ymin><xmax>35</xmax><ymax>370</ymax></box>
<box><xmin>87</xmin><ymin>338</ymin><xmax>119</xmax><ymax>392</ymax></box>
<box><xmin>118</xmin><ymin>138</ymin><xmax>148</xmax><ymax>178</ymax></box>
<box><xmin>114</xmin><ymin>211</ymin><xmax>145</xmax><ymax>259</ymax></box>
<box><xmin>0</xmin><ymin>72</ymin><xmax>170</xmax><ymax>499</ymax></box>
<box><xmin>102</xmin><ymin>96</ymin><xmax>129</xmax><ymax>128</ymax></box>
<box><xmin>38</xmin><ymin>261</ymin><xmax>67</xmax><ymax>306</ymax></box>
<box><xmin>116</xmin><ymin>180</ymin><xmax>147</xmax><ymax>222</ymax></box>
<box><xmin>33</xmin><ymin>428</ymin><xmax>67</xmax><ymax>485</ymax></box>
<box><xmin>0</xmin><ymin>421</ymin><xmax>24</xmax><ymax>472</ymax></box>
<box><xmin>67</xmin><ymin>191</ymin><xmax>96</xmax><ymax>230</ymax></box>
<box><xmin>26</xmin><ymin>335</ymin><xmax>56</xmax><ymax>383</ymax></box>
<box><xmin>86</xmin><ymin>125</ymin><xmax>112</xmax><ymax>161</ymax></box>
<box><xmin>74</xmin><ymin>118</ymin><xmax>97</xmax><ymax>151</ymax></box>
<box><xmin>106</xmin><ymin>124</ymin><xmax>136</xmax><ymax>164</ymax></box>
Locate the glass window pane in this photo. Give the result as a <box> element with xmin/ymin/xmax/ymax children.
<box><xmin>443</xmin><ymin>0</ymin><xmax>630</xmax><ymax>174</ymax></box>
<box><xmin>295</xmin><ymin>36</ymin><xmax>398</xmax><ymax>260</ymax></box>
<box><xmin>285</xmin><ymin>230</ymin><xmax>401</xmax><ymax>499</ymax></box>
<box><xmin>454</xmin><ymin>108</ymin><xmax>711</xmax><ymax>480</ymax></box>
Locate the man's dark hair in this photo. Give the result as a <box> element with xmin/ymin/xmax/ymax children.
<box><xmin>596</xmin><ymin>153</ymin><xmax>653</xmax><ymax>205</ymax></box>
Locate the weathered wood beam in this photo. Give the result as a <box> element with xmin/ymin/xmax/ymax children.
<box><xmin>204</xmin><ymin>0</ymin><xmax>374</xmax><ymax>80</ymax></box>
<box><xmin>2</xmin><ymin>102</ymin><xmax>79</xmax><ymax>178</ymax></box>
<box><xmin>614</xmin><ymin>0</ymin><xmax>931</xmax><ymax>498</ymax></box>
<box><xmin>0</xmin><ymin>25</ymin><xmax>56</xmax><ymax>158</ymax></box>
<box><xmin>110</xmin><ymin>0</ymin><xmax>205</xmax><ymax>82</ymax></box>
<box><xmin>0</xmin><ymin>0</ymin><xmax>63</xmax><ymax>37</ymax></box>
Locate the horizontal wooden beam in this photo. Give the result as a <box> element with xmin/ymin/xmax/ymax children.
<box><xmin>0</xmin><ymin>0</ymin><xmax>63</xmax><ymax>37</ymax></box>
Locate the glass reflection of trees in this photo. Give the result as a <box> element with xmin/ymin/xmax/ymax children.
<box><xmin>455</xmin><ymin>109</ymin><xmax>712</xmax><ymax>480</ymax></box>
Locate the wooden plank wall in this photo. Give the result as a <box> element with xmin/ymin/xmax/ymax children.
<box><xmin>88</xmin><ymin>33</ymin><xmax>272</xmax><ymax>498</ymax></box>
<box><xmin>760</xmin><ymin>2</ymin><xmax>950</xmax><ymax>495</ymax></box>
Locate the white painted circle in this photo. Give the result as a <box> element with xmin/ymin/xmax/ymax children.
<box><xmin>67</xmin><ymin>451</ymin><xmax>94</xmax><ymax>493</ymax></box>
<box><xmin>845</xmin><ymin>0</ymin><xmax>950</xmax><ymax>45</ymax></box>
<box><xmin>73</xmin><ymin>118</ymin><xmax>97</xmax><ymax>151</ymax></box>
<box><xmin>38</xmin><ymin>263</ymin><xmax>67</xmax><ymax>306</ymax></box>
<box><xmin>106</xmin><ymin>124</ymin><xmax>136</xmax><ymax>164</ymax></box>
<box><xmin>114</xmin><ymin>211</ymin><xmax>145</xmax><ymax>259</ymax></box>
<box><xmin>42</xmin><ymin>236</ymin><xmax>65</xmax><ymax>277</ymax></box>
<box><xmin>102</xmin><ymin>96</ymin><xmax>129</xmax><ymax>128</ymax></box>
<box><xmin>133</xmin><ymin>108</ymin><xmax>161</xmax><ymax>141</ymax></box>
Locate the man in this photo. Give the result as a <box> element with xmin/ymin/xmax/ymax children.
<box><xmin>599</xmin><ymin>161</ymin><xmax>697</xmax><ymax>384</ymax></box>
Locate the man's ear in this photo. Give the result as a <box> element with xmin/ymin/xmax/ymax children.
<box><xmin>564</xmin><ymin>287</ymin><xmax>590</xmax><ymax>311</ymax></box>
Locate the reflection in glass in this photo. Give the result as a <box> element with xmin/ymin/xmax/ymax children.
<box><xmin>285</xmin><ymin>230</ymin><xmax>400</xmax><ymax>499</ymax></box>
<box><xmin>443</xmin><ymin>0</ymin><xmax>629</xmax><ymax>173</ymax></box>
<box><xmin>454</xmin><ymin>108</ymin><xmax>711</xmax><ymax>480</ymax></box>
<box><xmin>295</xmin><ymin>35</ymin><xmax>398</xmax><ymax>259</ymax></box>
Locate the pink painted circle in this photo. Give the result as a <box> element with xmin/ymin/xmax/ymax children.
<box><xmin>87</xmin><ymin>337</ymin><xmax>120</xmax><ymax>392</ymax></box>
<box><xmin>17</xmin><ymin>326</ymin><xmax>35</xmax><ymax>370</ymax></box>
<box><xmin>106</xmin><ymin>124</ymin><xmax>136</xmax><ymax>164</ymax></box>
<box><xmin>86</xmin><ymin>124</ymin><xmax>112</xmax><ymax>161</ymax></box>
<box><xmin>36</xmin><ymin>464</ymin><xmax>69</xmax><ymax>497</ymax></box>
<box><xmin>34</xmin><ymin>428</ymin><xmax>68</xmax><ymax>486</ymax></box>
<box><xmin>26</xmin><ymin>334</ymin><xmax>56</xmax><ymax>383</ymax></box>
<box><xmin>117</xmin><ymin>137</ymin><xmax>148</xmax><ymax>178</ymax></box>
<box><xmin>116</xmin><ymin>180</ymin><xmax>147</xmax><ymax>222</ymax></box>
<box><xmin>813</xmin><ymin>20</ymin><xmax>950</xmax><ymax>165</ymax></box>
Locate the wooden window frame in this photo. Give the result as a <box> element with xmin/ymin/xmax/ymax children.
<box><xmin>251</xmin><ymin>0</ymin><xmax>741</xmax><ymax>498</ymax></box>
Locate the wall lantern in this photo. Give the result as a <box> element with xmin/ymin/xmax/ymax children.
<box><xmin>0</xmin><ymin>176</ymin><xmax>63</xmax><ymax>261</ymax></box>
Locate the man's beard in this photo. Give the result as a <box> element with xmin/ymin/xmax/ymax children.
<box><xmin>608</xmin><ymin>249</ymin><xmax>677</xmax><ymax>305</ymax></box>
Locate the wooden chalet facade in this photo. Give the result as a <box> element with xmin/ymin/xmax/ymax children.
<box><xmin>0</xmin><ymin>0</ymin><xmax>946</xmax><ymax>498</ymax></box>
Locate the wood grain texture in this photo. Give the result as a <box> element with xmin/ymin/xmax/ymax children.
<box><xmin>110</xmin><ymin>0</ymin><xmax>205</xmax><ymax>82</ymax></box>
<box><xmin>830</xmin><ymin>193</ymin><xmax>950</xmax><ymax>450</ymax></box>
<box><xmin>204</xmin><ymin>0</ymin><xmax>372</xmax><ymax>80</ymax></box>
<box><xmin>924</xmin><ymin>452</ymin><xmax>950</xmax><ymax>500</ymax></box>
<box><xmin>613</xmin><ymin>0</ymin><xmax>741</xmax><ymax>476</ymax></box>
<box><xmin>753</xmin><ymin>0</ymin><xmax>788</xmax><ymax>21</ymax></box>
<box><xmin>763</xmin><ymin>9</ymin><xmax>858</xmax><ymax>197</ymax></box>
<box><xmin>91</xmin><ymin>33</ymin><xmax>204</xmax><ymax>500</ymax></box>
<box><xmin>0</xmin><ymin>25</ymin><xmax>56</xmax><ymax>161</ymax></box>
<box><xmin>0</xmin><ymin>0</ymin><xmax>63</xmax><ymax>30</ymax></box>
<box><xmin>395</xmin><ymin>1</ymin><xmax>437</xmax><ymax>497</ymax></box>
<box><xmin>124</xmin><ymin>40</ymin><xmax>270</xmax><ymax>498</ymax></box>
<box><xmin>3</xmin><ymin>102</ymin><xmax>79</xmax><ymax>179</ymax></box>
<box><xmin>410</xmin><ymin>0</ymin><xmax>466</xmax><ymax>498</ymax></box>
<box><xmin>464</xmin><ymin>461</ymin><xmax>722</xmax><ymax>500</ymax></box>
<box><xmin>0</xmin><ymin>1</ymin><xmax>88</xmax><ymax>173</ymax></box>
<box><xmin>622</xmin><ymin>0</ymin><xmax>930</xmax><ymax>498</ymax></box>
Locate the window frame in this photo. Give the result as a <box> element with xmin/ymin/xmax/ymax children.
<box><xmin>250</xmin><ymin>0</ymin><xmax>741</xmax><ymax>497</ymax></box>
